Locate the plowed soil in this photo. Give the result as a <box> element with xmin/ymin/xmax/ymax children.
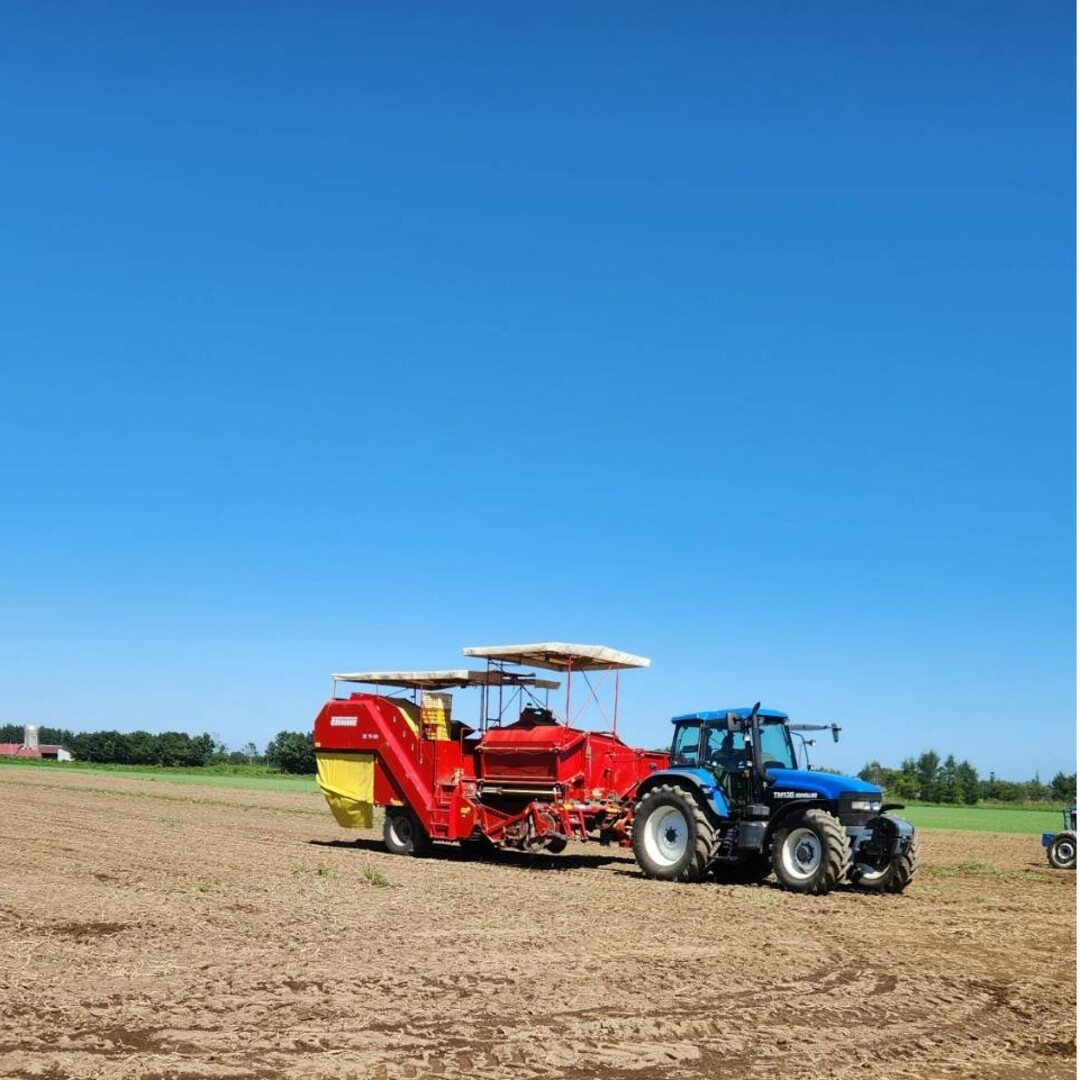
<box><xmin>0</xmin><ymin>768</ymin><xmax>1074</xmax><ymax>1080</ymax></box>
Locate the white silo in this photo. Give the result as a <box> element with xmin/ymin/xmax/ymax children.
<box><xmin>23</xmin><ymin>725</ymin><xmax>39</xmax><ymax>750</ymax></box>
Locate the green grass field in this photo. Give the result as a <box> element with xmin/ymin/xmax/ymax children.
<box><xmin>0</xmin><ymin>756</ymin><xmax>317</xmax><ymax>793</ymax></box>
<box><xmin>896</xmin><ymin>802</ymin><xmax>1066</xmax><ymax>835</ymax></box>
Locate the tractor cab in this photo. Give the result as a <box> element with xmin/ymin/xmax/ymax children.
<box><xmin>669</xmin><ymin>708</ymin><xmax>797</xmax><ymax>805</ymax></box>
<box><xmin>671</xmin><ymin>708</ymin><xmax>797</xmax><ymax>771</ymax></box>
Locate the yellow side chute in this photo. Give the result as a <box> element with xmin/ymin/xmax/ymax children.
<box><xmin>316</xmin><ymin>751</ymin><xmax>375</xmax><ymax>829</ymax></box>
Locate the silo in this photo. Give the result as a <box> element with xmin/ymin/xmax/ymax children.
<box><xmin>24</xmin><ymin>725</ymin><xmax>39</xmax><ymax>750</ymax></box>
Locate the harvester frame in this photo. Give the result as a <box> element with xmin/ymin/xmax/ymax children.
<box><xmin>314</xmin><ymin>642</ymin><xmax>665</xmax><ymax>857</ymax></box>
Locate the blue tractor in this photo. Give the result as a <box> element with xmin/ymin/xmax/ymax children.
<box><xmin>1042</xmin><ymin>807</ymin><xmax>1076</xmax><ymax>870</ymax></box>
<box><xmin>631</xmin><ymin>703</ymin><xmax>918</xmax><ymax>895</ymax></box>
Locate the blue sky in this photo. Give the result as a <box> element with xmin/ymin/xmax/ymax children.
<box><xmin>1</xmin><ymin>3</ymin><xmax>1074</xmax><ymax>780</ymax></box>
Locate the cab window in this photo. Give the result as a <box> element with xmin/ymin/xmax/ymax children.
<box><xmin>704</xmin><ymin>727</ymin><xmax>745</xmax><ymax>770</ymax></box>
<box><xmin>671</xmin><ymin>723</ymin><xmax>701</xmax><ymax>765</ymax></box>
<box><xmin>758</xmin><ymin>722</ymin><xmax>797</xmax><ymax>769</ymax></box>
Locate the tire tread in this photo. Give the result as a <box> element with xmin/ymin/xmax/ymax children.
<box><xmin>632</xmin><ymin>783</ymin><xmax>715</xmax><ymax>883</ymax></box>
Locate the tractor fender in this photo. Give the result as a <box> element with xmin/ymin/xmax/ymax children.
<box><xmin>634</xmin><ymin>768</ymin><xmax>730</xmax><ymax>823</ymax></box>
<box><xmin>762</xmin><ymin>797</ymin><xmax>832</xmax><ymax>842</ymax></box>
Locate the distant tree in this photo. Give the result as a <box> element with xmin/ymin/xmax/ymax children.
<box><xmin>70</xmin><ymin>730</ymin><xmax>132</xmax><ymax>763</ymax></box>
<box><xmin>242</xmin><ymin>741</ymin><xmax>259</xmax><ymax>764</ymax></box>
<box><xmin>38</xmin><ymin>727</ymin><xmax>76</xmax><ymax>747</ymax></box>
<box><xmin>1050</xmin><ymin>772</ymin><xmax>1077</xmax><ymax>803</ymax></box>
<box><xmin>126</xmin><ymin>730</ymin><xmax>158</xmax><ymax>766</ymax></box>
<box><xmin>955</xmin><ymin>760</ymin><xmax>980</xmax><ymax>805</ymax></box>
<box><xmin>981</xmin><ymin>773</ymin><xmax>1022</xmax><ymax>803</ymax></box>
<box><xmin>1025</xmin><ymin>774</ymin><xmax>1051</xmax><ymax>803</ymax></box>
<box><xmin>888</xmin><ymin>758</ymin><xmax>919</xmax><ymax>801</ymax></box>
<box><xmin>858</xmin><ymin>761</ymin><xmax>886</xmax><ymax>786</ymax></box>
<box><xmin>266</xmin><ymin>730</ymin><xmax>315</xmax><ymax>774</ymax></box>
<box><xmin>188</xmin><ymin>733</ymin><xmax>217</xmax><ymax>766</ymax></box>
<box><xmin>916</xmin><ymin>750</ymin><xmax>942</xmax><ymax>802</ymax></box>
<box><xmin>940</xmin><ymin>754</ymin><xmax>959</xmax><ymax>804</ymax></box>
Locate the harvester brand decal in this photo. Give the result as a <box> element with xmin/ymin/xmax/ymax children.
<box><xmin>330</xmin><ymin>716</ymin><xmax>358</xmax><ymax>727</ymax></box>
<box><xmin>772</xmin><ymin>791</ymin><xmax>813</xmax><ymax>799</ymax></box>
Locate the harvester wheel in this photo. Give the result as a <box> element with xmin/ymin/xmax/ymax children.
<box><xmin>545</xmin><ymin>837</ymin><xmax>568</xmax><ymax>854</ymax></box>
<box><xmin>632</xmin><ymin>784</ymin><xmax>714</xmax><ymax>883</ymax></box>
<box><xmin>771</xmin><ymin>809</ymin><xmax>850</xmax><ymax>895</ymax></box>
<box><xmin>850</xmin><ymin>837</ymin><xmax>919</xmax><ymax>894</ymax></box>
<box><xmin>1047</xmin><ymin>832</ymin><xmax>1077</xmax><ymax>871</ymax></box>
<box><xmin>383</xmin><ymin>808</ymin><xmax>431</xmax><ymax>857</ymax></box>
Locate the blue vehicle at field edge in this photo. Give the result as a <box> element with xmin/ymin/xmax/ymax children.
<box><xmin>1041</xmin><ymin>807</ymin><xmax>1077</xmax><ymax>870</ymax></box>
<box><xmin>630</xmin><ymin>703</ymin><xmax>918</xmax><ymax>895</ymax></box>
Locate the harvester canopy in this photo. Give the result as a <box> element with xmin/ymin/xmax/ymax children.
<box><xmin>462</xmin><ymin>642</ymin><xmax>651</xmax><ymax>672</ymax></box>
<box><xmin>332</xmin><ymin>669</ymin><xmax>560</xmax><ymax>690</ymax></box>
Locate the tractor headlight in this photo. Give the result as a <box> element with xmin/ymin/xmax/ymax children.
<box><xmin>849</xmin><ymin>800</ymin><xmax>882</xmax><ymax>813</ymax></box>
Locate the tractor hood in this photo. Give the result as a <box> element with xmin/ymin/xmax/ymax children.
<box><xmin>767</xmin><ymin>768</ymin><xmax>881</xmax><ymax>800</ymax></box>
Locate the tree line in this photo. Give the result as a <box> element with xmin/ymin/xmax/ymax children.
<box><xmin>859</xmin><ymin>750</ymin><xmax>1076</xmax><ymax>805</ymax></box>
<box><xmin>5</xmin><ymin>724</ymin><xmax>1074</xmax><ymax>797</ymax></box>
<box><xmin>0</xmin><ymin>724</ymin><xmax>263</xmax><ymax>768</ymax></box>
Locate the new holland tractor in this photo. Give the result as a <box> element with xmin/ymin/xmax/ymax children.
<box><xmin>1042</xmin><ymin>806</ymin><xmax>1077</xmax><ymax>870</ymax></box>
<box><xmin>631</xmin><ymin>704</ymin><xmax>918</xmax><ymax>895</ymax></box>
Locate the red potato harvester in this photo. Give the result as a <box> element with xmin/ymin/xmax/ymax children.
<box><xmin>313</xmin><ymin>642</ymin><xmax>667</xmax><ymax>855</ymax></box>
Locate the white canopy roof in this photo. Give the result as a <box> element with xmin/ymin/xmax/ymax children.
<box><xmin>462</xmin><ymin>642</ymin><xmax>651</xmax><ymax>672</ymax></box>
<box><xmin>332</xmin><ymin>669</ymin><xmax>560</xmax><ymax>691</ymax></box>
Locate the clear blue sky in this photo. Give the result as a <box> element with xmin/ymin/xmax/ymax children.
<box><xmin>1</xmin><ymin>3</ymin><xmax>1074</xmax><ymax>781</ymax></box>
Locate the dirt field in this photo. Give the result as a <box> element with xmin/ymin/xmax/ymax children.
<box><xmin>0</xmin><ymin>768</ymin><xmax>1074</xmax><ymax>1080</ymax></box>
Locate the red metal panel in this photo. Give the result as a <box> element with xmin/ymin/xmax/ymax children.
<box><xmin>314</xmin><ymin>691</ymin><xmax>669</xmax><ymax>847</ymax></box>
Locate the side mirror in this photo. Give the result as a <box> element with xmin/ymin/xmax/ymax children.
<box><xmin>831</xmin><ymin>724</ymin><xmax>841</xmax><ymax>743</ymax></box>
<box><xmin>726</xmin><ymin>713</ymin><xmax>741</xmax><ymax>732</ymax></box>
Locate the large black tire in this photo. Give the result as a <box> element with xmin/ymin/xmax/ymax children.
<box><xmin>771</xmin><ymin>809</ymin><xmax>851</xmax><ymax>895</ymax></box>
<box><xmin>850</xmin><ymin>837</ymin><xmax>919</xmax><ymax>894</ymax></box>
<box><xmin>383</xmin><ymin>808</ymin><xmax>431</xmax><ymax>856</ymax></box>
<box><xmin>544</xmin><ymin>836</ymin><xmax>568</xmax><ymax>854</ymax></box>
<box><xmin>1047</xmin><ymin>832</ymin><xmax>1077</xmax><ymax>870</ymax></box>
<box><xmin>632</xmin><ymin>784</ymin><xmax>715</xmax><ymax>883</ymax></box>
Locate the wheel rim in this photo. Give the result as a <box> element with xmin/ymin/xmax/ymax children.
<box><xmin>781</xmin><ymin>827</ymin><xmax>822</xmax><ymax>880</ymax></box>
<box><xmin>1054</xmin><ymin>839</ymin><xmax>1076</xmax><ymax>864</ymax></box>
<box><xmin>642</xmin><ymin>806</ymin><xmax>689</xmax><ymax>868</ymax></box>
<box><xmin>390</xmin><ymin>813</ymin><xmax>413</xmax><ymax>846</ymax></box>
<box><xmin>854</xmin><ymin>861</ymin><xmax>889</xmax><ymax>882</ymax></box>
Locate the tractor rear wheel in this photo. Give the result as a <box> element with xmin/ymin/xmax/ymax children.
<box><xmin>850</xmin><ymin>837</ymin><xmax>919</xmax><ymax>894</ymax></box>
<box><xmin>383</xmin><ymin>808</ymin><xmax>431</xmax><ymax>856</ymax></box>
<box><xmin>632</xmin><ymin>784</ymin><xmax>715</xmax><ymax>883</ymax></box>
<box><xmin>1048</xmin><ymin>831</ymin><xmax>1077</xmax><ymax>870</ymax></box>
<box><xmin>771</xmin><ymin>809</ymin><xmax>850</xmax><ymax>895</ymax></box>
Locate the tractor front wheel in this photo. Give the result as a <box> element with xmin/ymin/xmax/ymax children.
<box><xmin>632</xmin><ymin>784</ymin><xmax>715</xmax><ymax>883</ymax></box>
<box><xmin>849</xmin><ymin>838</ymin><xmax>919</xmax><ymax>894</ymax></box>
<box><xmin>383</xmin><ymin>808</ymin><xmax>431</xmax><ymax>856</ymax></box>
<box><xmin>1047</xmin><ymin>831</ymin><xmax>1077</xmax><ymax>870</ymax></box>
<box><xmin>771</xmin><ymin>809</ymin><xmax>850</xmax><ymax>895</ymax></box>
